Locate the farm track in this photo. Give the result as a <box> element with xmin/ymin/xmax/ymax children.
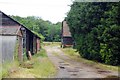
<box><xmin>44</xmin><ymin>45</ymin><xmax>118</xmax><ymax>78</ymax></box>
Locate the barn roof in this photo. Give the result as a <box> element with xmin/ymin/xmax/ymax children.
<box><xmin>0</xmin><ymin>11</ymin><xmax>40</xmax><ymax>38</ymax></box>
<box><xmin>62</xmin><ymin>21</ymin><xmax>71</xmax><ymax>37</ymax></box>
<box><xmin>0</xmin><ymin>26</ymin><xmax>20</xmax><ymax>35</ymax></box>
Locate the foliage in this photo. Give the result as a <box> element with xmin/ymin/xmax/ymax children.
<box><xmin>29</xmin><ymin>49</ymin><xmax>56</xmax><ymax>78</ymax></box>
<box><xmin>11</xmin><ymin>16</ymin><xmax>61</xmax><ymax>42</ymax></box>
<box><xmin>32</xmin><ymin>31</ymin><xmax>45</xmax><ymax>41</ymax></box>
<box><xmin>1</xmin><ymin>40</ymin><xmax>20</xmax><ymax>79</ymax></box>
<box><xmin>67</xmin><ymin>2</ymin><xmax>120</xmax><ymax>65</ymax></box>
<box><xmin>2</xmin><ymin>60</ymin><xmax>19</xmax><ymax>78</ymax></box>
<box><xmin>8</xmin><ymin>49</ymin><xmax>56</xmax><ymax>78</ymax></box>
<box><xmin>0</xmin><ymin>64</ymin><xmax>1</xmax><ymax>79</ymax></box>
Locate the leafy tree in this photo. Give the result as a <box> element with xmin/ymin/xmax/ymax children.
<box><xmin>67</xmin><ymin>2</ymin><xmax>120</xmax><ymax>65</ymax></box>
<box><xmin>11</xmin><ymin>16</ymin><xmax>61</xmax><ymax>42</ymax></box>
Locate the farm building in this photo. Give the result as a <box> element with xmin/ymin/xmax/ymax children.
<box><xmin>61</xmin><ymin>20</ymin><xmax>73</xmax><ymax>48</ymax></box>
<box><xmin>0</xmin><ymin>11</ymin><xmax>41</xmax><ymax>63</ymax></box>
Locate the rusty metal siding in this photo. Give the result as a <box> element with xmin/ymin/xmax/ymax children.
<box><xmin>1</xmin><ymin>36</ymin><xmax>17</xmax><ymax>63</ymax></box>
<box><xmin>33</xmin><ymin>36</ymin><xmax>37</xmax><ymax>54</ymax></box>
<box><xmin>37</xmin><ymin>38</ymin><xmax>40</xmax><ymax>51</ymax></box>
<box><xmin>17</xmin><ymin>36</ymin><xmax>23</xmax><ymax>62</ymax></box>
<box><xmin>0</xmin><ymin>26</ymin><xmax>20</xmax><ymax>35</ymax></box>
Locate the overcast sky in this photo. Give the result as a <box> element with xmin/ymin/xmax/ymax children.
<box><xmin>0</xmin><ymin>0</ymin><xmax>72</xmax><ymax>23</ymax></box>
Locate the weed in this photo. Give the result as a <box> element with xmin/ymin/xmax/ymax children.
<box><xmin>8</xmin><ymin>48</ymin><xmax>56</xmax><ymax>78</ymax></box>
<box><xmin>0</xmin><ymin>64</ymin><xmax>2</xmax><ymax>79</ymax></box>
<box><xmin>2</xmin><ymin>60</ymin><xmax>19</xmax><ymax>78</ymax></box>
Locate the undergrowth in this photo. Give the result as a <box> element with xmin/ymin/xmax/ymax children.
<box><xmin>8</xmin><ymin>49</ymin><xmax>56</xmax><ymax>78</ymax></box>
<box><xmin>2</xmin><ymin>60</ymin><xmax>19</xmax><ymax>78</ymax></box>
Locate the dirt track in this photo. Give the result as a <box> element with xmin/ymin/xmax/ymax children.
<box><xmin>44</xmin><ymin>45</ymin><xmax>118</xmax><ymax>78</ymax></box>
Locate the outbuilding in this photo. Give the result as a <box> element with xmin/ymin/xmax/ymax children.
<box><xmin>61</xmin><ymin>20</ymin><xmax>73</xmax><ymax>48</ymax></box>
<box><xmin>0</xmin><ymin>11</ymin><xmax>41</xmax><ymax>63</ymax></box>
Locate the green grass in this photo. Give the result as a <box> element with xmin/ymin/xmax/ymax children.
<box><xmin>1</xmin><ymin>42</ymin><xmax>19</xmax><ymax>79</ymax></box>
<box><xmin>43</xmin><ymin>42</ymin><xmax>61</xmax><ymax>47</ymax></box>
<box><xmin>28</xmin><ymin>49</ymin><xmax>56</xmax><ymax>78</ymax></box>
<box><xmin>61</xmin><ymin>48</ymin><xmax>118</xmax><ymax>71</ymax></box>
<box><xmin>2</xmin><ymin>60</ymin><xmax>19</xmax><ymax>78</ymax></box>
<box><xmin>8</xmin><ymin>49</ymin><xmax>56</xmax><ymax>78</ymax></box>
<box><xmin>0</xmin><ymin>64</ymin><xmax>2</xmax><ymax>80</ymax></box>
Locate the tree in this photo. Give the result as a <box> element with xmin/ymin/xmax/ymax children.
<box><xmin>66</xmin><ymin>2</ymin><xmax>120</xmax><ymax>65</ymax></box>
<box><xmin>11</xmin><ymin>16</ymin><xmax>61</xmax><ymax>42</ymax></box>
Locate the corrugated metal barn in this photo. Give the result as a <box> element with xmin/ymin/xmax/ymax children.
<box><xmin>0</xmin><ymin>11</ymin><xmax>41</xmax><ymax>63</ymax></box>
<box><xmin>61</xmin><ymin>20</ymin><xmax>73</xmax><ymax>48</ymax></box>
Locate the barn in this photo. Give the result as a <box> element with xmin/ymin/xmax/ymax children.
<box><xmin>61</xmin><ymin>20</ymin><xmax>73</xmax><ymax>48</ymax></box>
<box><xmin>0</xmin><ymin>11</ymin><xmax>41</xmax><ymax>63</ymax></box>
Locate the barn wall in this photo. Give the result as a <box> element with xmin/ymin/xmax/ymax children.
<box><xmin>37</xmin><ymin>38</ymin><xmax>40</xmax><ymax>51</ymax></box>
<box><xmin>33</xmin><ymin>36</ymin><xmax>37</xmax><ymax>54</ymax></box>
<box><xmin>29</xmin><ymin>33</ymin><xmax>33</xmax><ymax>55</ymax></box>
<box><xmin>26</xmin><ymin>31</ymin><xmax>34</xmax><ymax>57</ymax></box>
<box><xmin>62</xmin><ymin>37</ymin><xmax>73</xmax><ymax>45</ymax></box>
<box><xmin>1</xmin><ymin>36</ymin><xmax>17</xmax><ymax>63</ymax></box>
<box><xmin>2</xmin><ymin>13</ymin><xmax>19</xmax><ymax>26</ymax></box>
<box><xmin>17</xmin><ymin>36</ymin><xmax>23</xmax><ymax>62</ymax></box>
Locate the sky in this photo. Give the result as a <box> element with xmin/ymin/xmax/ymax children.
<box><xmin>0</xmin><ymin>0</ymin><xmax>73</xmax><ymax>23</ymax></box>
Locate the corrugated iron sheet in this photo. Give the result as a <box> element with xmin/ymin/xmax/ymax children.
<box><xmin>1</xmin><ymin>36</ymin><xmax>17</xmax><ymax>63</ymax></box>
<box><xmin>0</xmin><ymin>26</ymin><xmax>20</xmax><ymax>35</ymax></box>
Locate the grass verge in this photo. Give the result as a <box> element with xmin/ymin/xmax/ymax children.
<box><xmin>0</xmin><ymin>64</ymin><xmax>2</xmax><ymax>79</ymax></box>
<box><xmin>2</xmin><ymin>60</ymin><xmax>19</xmax><ymax>79</ymax></box>
<box><xmin>43</xmin><ymin>42</ymin><xmax>61</xmax><ymax>47</ymax></box>
<box><xmin>8</xmin><ymin>49</ymin><xmax>56</xmax><ymax>78</ymax></box>
<box><xmin>61</xmin><ymin>48</ymin><xmax>118</xmax><ymax>71</ymax></box>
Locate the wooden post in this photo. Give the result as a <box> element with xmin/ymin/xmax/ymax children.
<box><xmin>28</xmin><ymin>51</ymin><xmax>32</xmax><ymax>60</ymax></box>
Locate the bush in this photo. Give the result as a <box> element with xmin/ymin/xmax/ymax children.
<box><xmin>67</xmin><ymin>2</ymin><xmax>120</xmax><ymax>65</ymax></box>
